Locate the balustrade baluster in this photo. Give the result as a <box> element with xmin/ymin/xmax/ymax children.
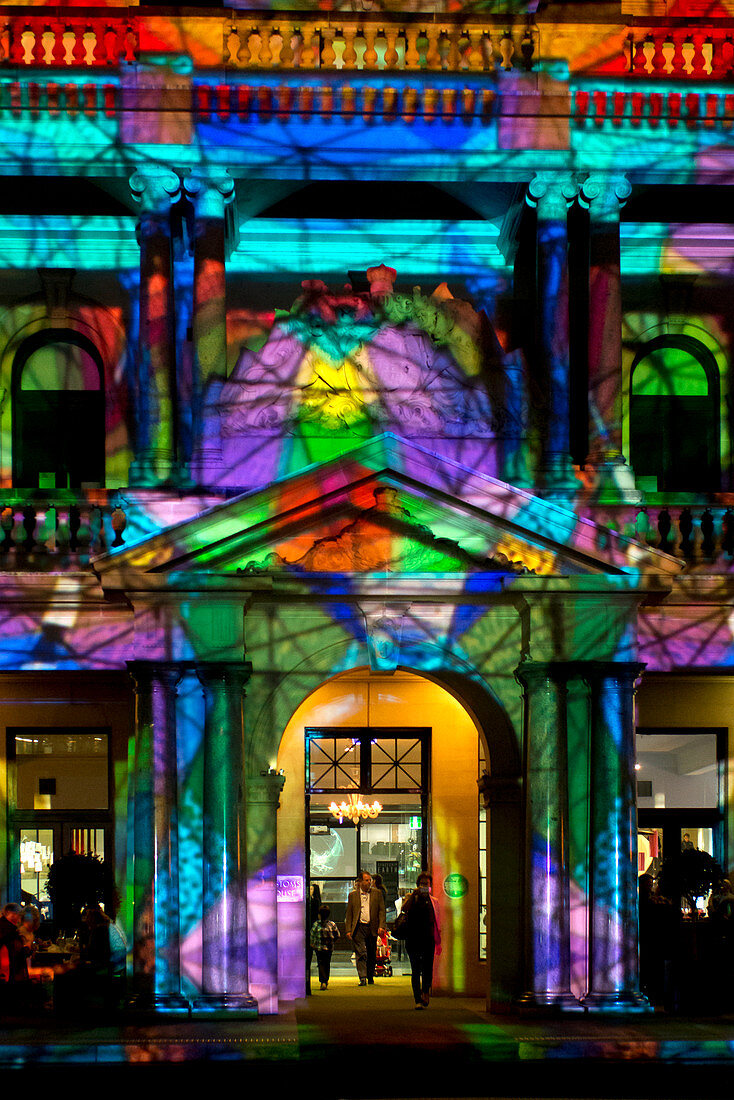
<box><xmin>259</xmin><ymin>27</ymin><xmax>273</xmax><ymax>67</ymax></box>
<box><xmin>72</xmin><ymin>26</ymin><xmax>86</xmax><ymax>66</ymax></box>
<box><xmin>1</xmin><ymin>508</ymin><xmax>15</xmax><ymax>552</ymax></box>
<box><xmin>363</xmin><ymin>27</ymin><xmax>378</xmax><ymax>70</ymax></box>
<box><xmin>21</xmin><ymin>506</ymin><xmax>35</xmax><ymax>552</ymax></box>
<box><xmin>20</xmin><ymin>25</ymin><xmax>35</xmax><ymax>65</ymax></box>
<box><xmin>236</xmin><ymin>25</ymin><xmax>250</xmax><ymax>67</ymax></box>
<box><xmin>300</xmin><ymin>26</ymin><xmax>318</xmax><ymax>69</ymax></box>
<box><xmin>104</xmin><ymin>26</ymin><xmax>119</xmax><ymax>65</ymax></box>
<box><xmin>435</xmin><ymin>30</ymin><xmax>449</xmax><ymax>71</ymax></box>
<box><xmin>0</xmin><ymin>23</ymin><xmax>10</xmax><ymax>64</ymax></box>
<box><xmin>321</xmin><ymin>27</ymin><xmax>336</xmax><ymax>69</ymax></box>
<box><xmin>61</xmin><ymin>27</ymin><xmax>75</xmax><ymax>66</ymax></box>
<box><xmin>226</xmin><ymin>25</ymin><xmax>240</xmax><ymax>66</ymax></box>
<box><xmin>632</xmin><ymin>38</ymin><xmax>647</xmax><ymax>74</ymax></box>
<box><xmin>342</xmin><ymin>26</ymin><xmax>357</xmax><ymax>70</ymax></box>
<box><xmin>466</xmin><ymin>29</ymin><xmax>483</xmax><ymax>71</ymax></box>
<box><xmin>425</xmin><ymin>27</ymin><xmax>441</xmax><ymax>69</ymax></box>
<box><xmin>691</xmin><ymin>32</ymin><xmax>707</xmax><ymax>76</ymax></box>
<box><xmin>384</xmin><ymin>27</ymin><xmax>399</xmax><ymax>69</ymax></box>
<box><xmin>248</xmin><ymin>30</ymin><xmax>262</xmax><ymax>66</ymax></box>
<box><xmin>404</xmin><ymin>27</ymin><xmax>420</xmax><ymax>70</ymax></box>
<box><xmin>123</xmin><ymin>24</ymin><xmax>136</xmax><ymax>64</ymax></box>
<box><xmin>651</xmin><ymin>34</ymin><xmax>666</xmax><ymax>75</ymax></box>
<box><xmin>41</xmin><ymin>27</ymin><xmax>55</xmax><ymax>65</ymax></box>
<box><xmin>521</xmin><ymin>29</ymin><xmax>534</xmax><ymax>70</ymax></box>
<box><xmin>279</xmin><ymin>24</ymin><xmax>294</xmax><ymax>68</ymax></box>
<box><xmin>499</xmin><ymin>30</ymin><xmax>513</xmax><ymax>69</ymax></box>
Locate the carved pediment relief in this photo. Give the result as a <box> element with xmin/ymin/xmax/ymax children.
<box><xmin>239</xmin><ymin>486</ymin><xmax>529</xmax><ymax>575</ymax></box>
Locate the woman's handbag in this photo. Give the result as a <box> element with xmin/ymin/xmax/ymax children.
<box><xmin>393</xmin><ymin>912</ymin><xmax>409</xmax><ymax>941</ymax></box>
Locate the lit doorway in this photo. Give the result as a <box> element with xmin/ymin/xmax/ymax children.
<box><xmin>306</xmin><ymin>727</ymin><xmax>428</xmax><ymax>974</ymax></box>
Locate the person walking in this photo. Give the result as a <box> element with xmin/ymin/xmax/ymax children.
<box><xmin>309</xmin><ymin>904</ymin><xmax>340</xmax><ymax>989</ymax></box>
<box><xmin>402</xmin><ymin>872</ymin><xmax>441</xmax><ymax>1009</ymax></box>
<box><xmin>345</xmin><ymin>871</ymin><xmax>386</xmax><ymax>986</ymax></box>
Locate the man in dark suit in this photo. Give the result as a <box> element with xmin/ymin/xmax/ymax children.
<box><xmin>345</xmin><ymin>871</ymin><xmax>386</xmax><ymax>986</ymax></box>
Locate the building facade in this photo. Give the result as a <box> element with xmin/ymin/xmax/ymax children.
<box><xmin>0</xmin><ymin>0</ymin><xmax>733</xmax><ymax>1015</ymax></box>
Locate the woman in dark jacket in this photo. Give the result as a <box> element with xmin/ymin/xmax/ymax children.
<box><xmin>402</xmin><ymin>872</ymin><xmax>441</xmax><ymax>1009</ymax></box>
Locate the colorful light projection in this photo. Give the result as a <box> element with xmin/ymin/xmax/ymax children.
<box><xmin>196</xmin><ymin>267</ymin><xmax>522</xmax><ymax>491</ymax></box>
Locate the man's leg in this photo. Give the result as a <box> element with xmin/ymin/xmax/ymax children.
<box><xmin>365</xmin><ymin>931</ymin><xmax>377</xmax><ymax>981</ymax></box>
<box><xmin>352</xmin><ymin>925</ymin><xmax>368</xmax><ymax>981</ymax></box>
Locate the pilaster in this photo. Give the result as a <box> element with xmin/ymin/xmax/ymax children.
<box><xmin>526</xmin><ymin>172</ymin><xmax>579</xmax><ymax>494</ymax></box>
<box><xmin>192</xmin><ymin>661</ymin><xmax>257</xmax><ymax>1017</ymax></box>
<box><xmin>128</xmin><ymin>167</ymin><xmax>182</xmax><ymax>487</ymax></box>
<box><xmin>580</xmin><ymin>662</ymin><xmax>650</xmax><ymax>1013</ymax></box>
<box><xmin>184</xmin><ymin>169</ymin><xmax>235</xmax><ymax>484</ymax></box>
<box><xmin>579</xmin><ymin>174</ymin><xmax>640</xmax><ymax>502</ymax></box>
<box><xmin>515</xmin><ymin>660</ymin><xmax>580</xmax><ymax>1011</ymax></box>
<box><xmin>246</xmin><ymin>768</ymin><xmax>286</xmax><ymax>1014</ymax></box>
<box><xmin>127</xmin><ymin>660</ymin><xmax>189</xmax><ymax>1013</ymax></box>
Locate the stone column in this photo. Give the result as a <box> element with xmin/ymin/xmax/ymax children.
<box><xmin>184</xmin><ymin>169</ymin><xmax>235</xmax><ymax>481</ymax></box>
<box><xmin>526</xmin><ymin>172</ymin><xmax>578</xmax><ymax>492</ymax></box>
<box><xmin>246</xmin><ymin>769</ymin><xmax>286</xmax><ymax>1014</ymax></box>
<box><xmin>193</xmin><ymin>662</ymin><xmax>257</xmax><ymax>1016</ymax></box>
<box><xmin>129</xmin><ymin>168</ymin><xmax>181</xmax><ymax>486</ymax></box>
<box><xmin>127</xmin><ymin>661</ymin><xmax>188</xmax><ymax>1011</ymax></box>
<box><xmin>580</xmin><ymin>174</ymin><xmax>638</xmax><ymax>499</ymax></box>
<box><xmin>581</xmin><ymin>662</ymin><xmax>650</xmax><ymax>1012</ymax></box>
<box><xmin>515</xmin><ymin>661</ymin><xmax>579</xmax><ymax>1009</ymax></box>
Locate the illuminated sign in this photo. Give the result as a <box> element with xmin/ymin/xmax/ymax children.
<box><xmin>277</xmin><ymin>876</ymin><xmax>304</xmax><ymax>903</ymax></box>
<box><xmin>443</xmin><ymin>873</ymin><xmax>469</xmax><ymax>899</ymax></box>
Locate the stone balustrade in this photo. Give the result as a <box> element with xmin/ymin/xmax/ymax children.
<box><xmin>573</xmin><ymin>82</ymin><xmax>734</xmax><ymax>129</ymax></box>
<box><xmin>0</xmin><ymin>496</ymin><xmax>127</xmax><ymax>561</ymax></box>
<box><xmin>2</xmin><ymin>11</ymin><xmax>734</xmax><ymax>80</ymax></box>
<box><xmin>0</xmin><ymin>13</ymin><xmax>535</xmax><ymax>74</ymax></box>
<box><xmin>627</xmin><ymin>28</ymin><xmax>734</xmax><ymax>78</ymax></box>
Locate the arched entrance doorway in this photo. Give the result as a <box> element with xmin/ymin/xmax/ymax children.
<box><xmin>275</xmin><ymin>667</ymin><xmax>521</xmax><ymax>1003</ymax></box>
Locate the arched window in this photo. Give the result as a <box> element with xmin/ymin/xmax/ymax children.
<box><xmin>12</xmin><ymin>331</ymin><xmax>105</xmax><ymax>488</ymax></box>
<box><xmin>630</xmin><ymin>336</ymin><xmax>720</xmax><ymax>492</ymax></box>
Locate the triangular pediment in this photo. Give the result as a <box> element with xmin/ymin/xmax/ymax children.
<box><xmin>93</xmin><ymin>436</ymin><xmax>681</xmax><ymax>584</ymax></box>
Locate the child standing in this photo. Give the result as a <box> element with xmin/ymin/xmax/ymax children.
<box><xmin>309</xmin><ymin>904</ymin><xmax>340</xmax><ymax>990</ymax></box>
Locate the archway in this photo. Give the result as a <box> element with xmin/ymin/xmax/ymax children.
<box><xmin>274</xmin><ymin>666</ymin><xmax>521</xmax><ymax>1006</ymax></box>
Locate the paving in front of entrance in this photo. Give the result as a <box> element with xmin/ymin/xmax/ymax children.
<box><xmin>3</xmin><ymin>973</ymin><xmax>734</xmax><ymax>1097</ymax></box>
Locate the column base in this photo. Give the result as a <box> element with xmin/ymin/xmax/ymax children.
<box><xmin>153</xmin><ymin>992</ymin><xmax>192</xmax><ymax>1015</ymax></box>
<box><xmin>534</xmin><ymin>456</ymin><xmax>580</xmax><ymax>498</ymax></box>
<box><xmin>126</xmin><ymin>990</ymin><xmax>192</xmax><ymax>1017</ymax></box>
<box><xmin>190</xmin><ymin>992</ymin><xmax>258</xmax><ymax>1019</ymax></box>
<box><xmin>583</xmin><ymin>457</ymin><xmax>642</xmax><ymax>504</ymax></box>
<box><xmin>580</xmin><ymin>990</ymin><xmax>652</xmax><ymax>1014</ymax></box>
<box><xmin>516</xmin><ymin>991</ymin><xmax>585</xmax><ymax>1014</ymax></box>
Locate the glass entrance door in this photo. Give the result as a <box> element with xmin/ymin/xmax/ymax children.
<box><xmin>306</xmin><ymin>727</ymin><xmax>429</xmax><ymax>975</ymax></box>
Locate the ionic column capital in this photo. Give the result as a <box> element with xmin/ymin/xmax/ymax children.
<box><xmin>246</xmin><ymin>769</ymin><xmax>286</xmax><ymax>806</ymax></box>
<box><xmin>130</xmin><ymin>167</ymin><xmax>182</xmax><ymax>214</ymax></box>
<box><xmin>184</xmin><ymin>168</ymin><xmax>236</xmax><ymax>218</ymax></box>
<box><xmin>579</xmin><ymin>173</ymin><xmax>632</xmax><ymax>220</ymax></box>
<box><xmin>195</xmin><ymin>660</ymin><xmax>253</xmax><ymax>695</ymax></box>
<box><xmin>526</xmin><ymin>172</ymin><xmax>579</xmax><ymax>219</ymax></box>
<box><xmin>580</xmin><ymin>660</ymin><xmax>646</xmax><ymax>689</ymax></box>
<box><xmin>127</xmin><ymin>659</ymin><xmax>183</xmax><ymax>694</ymax></box>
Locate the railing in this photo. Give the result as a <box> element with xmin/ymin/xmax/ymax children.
<box><xmin>0</xmin><ymin>497</ymin><xmax>127</xmax><ymax>563</ymax></box>
<box><xmin>0</xmin><ymin>13</ymin><xmax>539</xmax><ymax>74</ymax></box>
<box><xmin>626</xmin><ymin>30</ymin><xmax>734</xmax><ymax>79</ymax></box>
<box><xmin>604</xmin><ymin>505</ymin><xmax>734</xmax><ymax>565</ymax></box>
<box><xmin>224</xmin><ymin>20</ymin><xmax>534</xmax><ymax>73</ymax></box>
<box><xmin>0</xmin><ymin>19</ymin><xmax>136</xmax><ymax>68</ymax></box>
<box><xmin>573</xmin><ymin>82</ymin><xmax>734</xmax><ymax>129</ymax></box>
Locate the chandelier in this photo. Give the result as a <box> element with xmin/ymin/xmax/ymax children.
<box><xmin>329</xmin><ymin>793</ymin><xmax>383</xmax><ymax>825</ymax></box>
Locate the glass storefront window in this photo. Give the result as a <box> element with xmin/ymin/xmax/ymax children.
<box><xmin>307</xmin><ymin>737</ymin><xmax>360</xmax><ymax>791</ymax></box>
<box><xmin>14</xmin><ymin>730</ymin><xmax>109</xmax><ymax>810</ymax></box>
<box><xmin>19</xmin><ymin>828</ymin><xmax>53</xmax><ymax>914</ymax></box>
<box><xmin>636</xmin><ymin>731</ymin><xmax>718</xmax><ymax>810</ymax></box>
